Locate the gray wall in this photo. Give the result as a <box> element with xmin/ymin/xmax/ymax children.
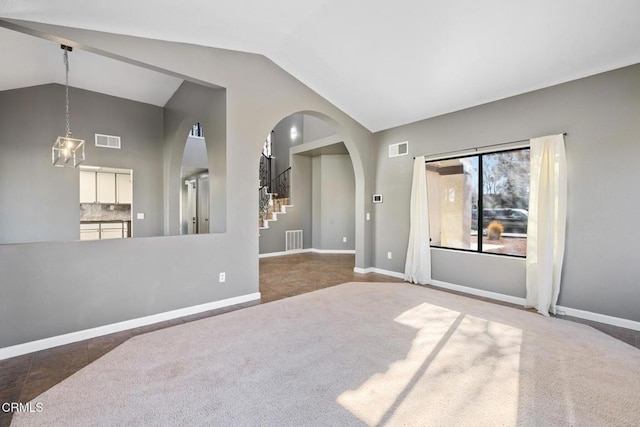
<box><xmin>271</xmin><ymin>113</ymin><xmax>303</xmax><ymax>178</ymax></box>
<box><xmin>312</xmin><ymin>155</ymin><xmax>355</xmax><ymax>250</ymax></box>
<box><xmin>0</xmin><ymin>235</ymin><xmax>254</xmax><ymax>347</ymax></box>
<box><xmin>373</xmin><ymin>64</ymin><xmax>640</xmax><ymax>322</ymax></box>
<box><xmin>270</xmin><ymin>113</ymin><xmax>338</xmax><ymax>177</ymax></box>
<box><xmin>0</xmin><ymin>20</ymin><xmax>374</xmax><ymax>349</ymax></box>
<box><xmin>181</xmin><ymin>135</ymin><xmax>208</xmax><ymax>172</ymax></box>
<box><xmin>303</xmin><ymin>114</ymin><xmax>336</xmax><ymax>143</ymax></box>
<box><xmin>0</xmin><ymin>84</ymin><xmax>164</xmax><ymax>244</ymax></box>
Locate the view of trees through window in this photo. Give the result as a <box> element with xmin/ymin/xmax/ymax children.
<box><xmin>426</xmin><ymin>148</ymin><xmax>530</xmax><ymax>257</ymax></box>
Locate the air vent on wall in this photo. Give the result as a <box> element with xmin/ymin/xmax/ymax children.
<box><xmin>389</xmin><ymin>141</ymin><xmax>408</xmax><ymax>158</ymax></box>
<box><xmin>95</xmin><ymin>134</ymin><xmax>121</xmax><ymax>149</ymax></box>
<box><xmin>286</xmin><ymin>230</ymin><xmax>303</xmax><ymax>251</ymax></box>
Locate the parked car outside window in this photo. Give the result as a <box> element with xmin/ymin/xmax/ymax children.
<box><xmin>472</xmin><ymin>208</ymin><xmax>528</xmax><ymax>233</ymax></box>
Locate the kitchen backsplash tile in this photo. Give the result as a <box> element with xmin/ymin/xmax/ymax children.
<box><xmin>80</xmin><ymin>203</ymin><xmax>131</xmax><ymax>221</ymax></box>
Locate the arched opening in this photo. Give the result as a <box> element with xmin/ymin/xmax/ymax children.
<box><xmin>163</xmin><ymin>82</ymin><xmax>226</xmax><ymax>237</ymax></box>
<box><xmin>258</xmin><ymin>112</ymin><xmax>362</xmax><ymax>301</ymax></box>
<box><xmin>180</xmin><ymin>122</ymin><xmax>209</xmax><ymax>234</ymax></box>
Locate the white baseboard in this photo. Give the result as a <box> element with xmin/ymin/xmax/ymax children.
<box><xmin>259</xmin><ymin>248</ymin><xmax>355</xmax><ymax>258</ymax></box>
<box><xmin>365</xmin><ymin>267</ymin><xmax>406</xmax><ymax>280</ymax></box>
<box><xmin>429</xmin><ymin>280</ymin><xmax>640</xmax><ymax>331</ymax></box>
<box><xmin>0</xmin><ymin>292</ymin><xmax>261</xmax><ymax>361</ymax></box>
<box><xmin>354</xmin><ymin>267</ymin><xmax>640</xmax><ymax>332</ymax></box>
<box><xmin>310</xmin><ymin>249</ymin><xmax>356</xmax><ymax>254</ymax></box>
<box><xmin>556</xmin><ymin>305</ymin><xmax>640</xmax><ymax>332</ymax></box>
<box><xmin>427</xmin><ymin>280</ymin><xmax>640</xmax><ymax>331</ymax></box>
<box><xmin>259</xmin><ymin>249</ymin><xmax>311</xmax><ymax>258</ymax></box>
<box><xmin>354</xmin><ymin>268</ymin><xmax>526</xmax><ymax>305</ymax></box>
<box><xmin>430</xmin><ymin>279</ymin><xmax>527</xmax><ymax>306</ymax></box>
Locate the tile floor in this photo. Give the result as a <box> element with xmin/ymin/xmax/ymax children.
<box><xmin>1</xmin><ymin>253</ymin><xmax>638</xmax><ymax>426</ymax></box>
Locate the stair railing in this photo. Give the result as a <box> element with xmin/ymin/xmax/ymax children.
<box><xmin>259</xmin><ymin>186</ymin><xmax>271</xmax><ymax>216</ymax></box>
<box><xmin>259</xmin><ymin>154</ymin><xmax>272</xmax><ymax>189</ymax></box>
<box><xmin>258</xmin><ymin>167</ymin><xmax>291</xmax><ymax>228</ymax></box>
<box><xmin>271</xmin><ymin>167</ymin><xmax>291</xmax><ymax>199</ymax></box>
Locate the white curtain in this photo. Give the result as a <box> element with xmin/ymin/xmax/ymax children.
<box><xmin>404</xmin><ymin>156</ymin><xmax>432</xmax><ymax>284</ymax></box>
<box><xmin>526</xmin><ymin>134</ymin><xmax>567</xmax><ymax>316</ymax></box>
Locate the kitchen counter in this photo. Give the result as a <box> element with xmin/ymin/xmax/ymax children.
<box><xmin>80</xmin><ymin>220</ymin><xmax>131</xmax><ymax>239</ymax></box>
<box><xmin>80</xmin><ymin>220</ymin><xmax>131</xmax><ymax>224</ymax></box>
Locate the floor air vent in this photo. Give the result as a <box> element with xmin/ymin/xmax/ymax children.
<box><xmin>286</xmin><ymin>230</ymin><xmax>303</xmax><ymax>251</ymax></box>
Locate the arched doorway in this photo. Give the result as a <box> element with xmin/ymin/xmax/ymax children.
<box><xmin>258</xmin><ymin>113</ymin><xmax>356</xmax><ymax>253</ymax></box>
<box><xmin>180</xmin><ymin>122</ymin><xmax>209</xmax><ymax>234</ymax></box>
<box><xmin>258</xmin><ymin>112</ymin><xmax>363</xmax><ymax>301</ymax></box>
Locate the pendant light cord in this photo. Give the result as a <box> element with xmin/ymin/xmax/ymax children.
<box><xmin>63</xmin><ymin>49</ymin><xmax>70</xmax><ymax>137</ymax></box>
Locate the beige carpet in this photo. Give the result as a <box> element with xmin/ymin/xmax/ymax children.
<box><xmin>13</xmin><ymin>282</ymin><xmax>640</xmax><ymax>426</ymax></box>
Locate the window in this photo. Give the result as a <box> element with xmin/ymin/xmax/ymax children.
<box><xmin>190</xmin><ymin>122</ymin><xmax>204</xmax><ymax>138</ymax></box>
<box><xmin>262</xmin><ymin>132</ymin><xmax>272</xmax><ymax>158</ymax></box>
<box><xmin>426</xmin><ymin>147</ymin><xmax>530</xmax><ymax>257</ymax></box>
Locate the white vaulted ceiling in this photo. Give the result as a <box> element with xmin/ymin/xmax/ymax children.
<box><xmin>0</xmin><ymin>26</ymin><xmax>183</xmax><ymax>106</ymax></box>
<box><xmin>1</xmin><ymin>0</ymin><xmax>639</xmax><ymax>131</ymax></box>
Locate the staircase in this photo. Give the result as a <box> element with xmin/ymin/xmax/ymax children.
<box><xmin>259</xmin><ymin>167</ymin><xmax>292</xmax><ymax>230</ymax></box>
<box><xmin>259</xmin><ymin>192</ymin><xmax>292</xmax><ymax>229</ymax></box>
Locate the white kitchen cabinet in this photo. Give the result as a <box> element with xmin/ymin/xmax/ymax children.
<box><xmin>80</xmin><ymin>222</ymin><xmax>129</xmax><ymax>240</ymax></box>
<box><xmin>116</xmin><ymin>173</ymin><xmax>132</xmax><ymax>204</ymax></box>
<box><xmin>97</xmin><ymin>172</ymin><xmax>116</xmax><ymax>204</ymax></box>
<box><xmin>81</xmin><ymin>171</ymin><xmax>132</xmax><ymax>204</ymax></box>
<box><xmin>79</xmin><ymin>171</ymin><xmax>97</xmax><ymax>203</ymax></box>
<box><xmin>80</xmin><ymin>223</ymin><xmax>100</xmax><ymax>241</ymax></box>
<box><xmin>101</xmin><ymin>223</ymin><xmax>124</xmax><ymax>239</ymax></box>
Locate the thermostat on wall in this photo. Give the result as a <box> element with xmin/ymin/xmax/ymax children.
<box><xmin>372</xmin><ymin>194</ymin><xmax>383</xmax><ymax>203</ymax></box>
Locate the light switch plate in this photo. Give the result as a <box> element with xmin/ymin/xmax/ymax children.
<box><xmin>137</xmin><ymin>213</ymin><xmax>145</xmax><ymax>220</ymax></box>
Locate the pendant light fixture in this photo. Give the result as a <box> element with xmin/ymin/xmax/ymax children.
<box><xmin>52</xmin><ymin>45</ymin><xmax>85</xmax><ymax>167</ymax></box>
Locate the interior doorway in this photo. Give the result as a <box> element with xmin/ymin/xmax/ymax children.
<box><xmin>258</xmin><ymin>113</ymin><xmax>356</xmax><ymax>259</ymax></box>
<box><xmin>181</xmin><ymin>122</ymin><xmax>210</xmax><ymax>234</ymax></box>
<box><xmin>197</xmin><ymin>174</ymin><xmax>210</xmax><ymax>233</ymax></box>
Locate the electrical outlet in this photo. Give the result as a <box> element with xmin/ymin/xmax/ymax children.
<box><xmin>343</xmin><ymin>237</ymin><xmax>347</xmax><ymax>243</ymax></box>
<box><xmin>387</xmin><ymin>252</ymin><xmax>392</xmax><ymax>259</ymax></box>
<box><xmin>219</xmin><ymin>272</ymin><xmax>226</xmax><ymax>283</ymax></box>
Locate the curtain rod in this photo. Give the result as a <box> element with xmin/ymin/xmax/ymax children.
<box><xmin>414</xmin><ymin>132</ymin><xmax>567</xmax><ymax>160</ymax></box>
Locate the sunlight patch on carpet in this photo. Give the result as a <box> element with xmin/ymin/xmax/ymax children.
<box><xmin>338</xmin><ymin>302</ymin><xmax>522</xmax><ymax>425</ymax></box>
